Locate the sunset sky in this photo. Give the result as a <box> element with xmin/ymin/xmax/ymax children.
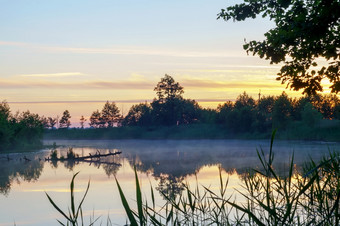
<box><xmin>0</xmin><ymin>0</ymin><xmax>304</xmax><ymax>125</ymax></box>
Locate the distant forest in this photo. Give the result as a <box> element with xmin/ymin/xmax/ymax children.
<box><xmin>2</xmin><ymin>75</ymin><xmax>340</xmax><ymax>151</ymax></box>
<box><xmin>45</xmin><ymin>75</ymin><xmax>340</xmax><ymax>140</ymax></box>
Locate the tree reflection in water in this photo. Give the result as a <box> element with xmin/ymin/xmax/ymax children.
<box><xmin>0</xmin><ymin>148</ymin><xmax>122</xmax><ymax>195</ymax></box>
<box><xmin>2</xmin><ymin>139</ymin><xmax>336</xmax><ymax>200</ymax></box>
<box><xmin>155</xmin><ymin>174</ymin><xmax>185</xmax><ymax>200</ymax></box>
<box><xmin>0</xmin><ymin>157</ymin><xmax>44</xmax><ymax>195</ymax></box>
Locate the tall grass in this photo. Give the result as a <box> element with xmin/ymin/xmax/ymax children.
<box><xmin>47</xmin><ymin>132</ymin><xmax>340</xmax><ymax>225</ymax></box>
<box><xmin>116</xmin><ymin>131</ymin><xmax>340</xmax><ymax>225</ymax></box>
<box><xmin>45</xmin><ymin>172</ymin><xmax>97</xmax><ymax>226</ymax></box>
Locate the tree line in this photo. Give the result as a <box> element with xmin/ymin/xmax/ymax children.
<box><xmin>2</xmin><ymin>74</ymin><xmax>340</xmax><ymax>151</ymax></box>
<box><xmin>46</xmin><ymin>74</ymin><xmax>340</xmax><ymax>133</ymax></box>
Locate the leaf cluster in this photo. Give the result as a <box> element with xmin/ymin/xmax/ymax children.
<box><xmin>218</xmin><ymin>0</ymin><xmax>340</xmax><ymax>95</ymax></box>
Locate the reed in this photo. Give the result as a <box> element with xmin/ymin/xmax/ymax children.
<box><xmin>47</xmin><ymin>132</ymin><xmax>340</xmax><ymax>225</ymax></box>
<box><xmin>45</xmin><ymin>172</ymin><xmax>97</xmax><ymax>226</ymax></box>
<box><xmin>116</xmin><ymin>131</ymin><xmax>339</xmax><ymax>225</ymax></box>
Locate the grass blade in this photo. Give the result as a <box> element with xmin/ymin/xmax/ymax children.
<box><xmin>134</xmin><ymin>166</ymin><xmax>145</xmax><ymax>225</ymax></box>
<box><xmin>45</xmin><ymin>192</ymin><xmax>72</xmax><ymax>222</ymax></box>
<box><xmin>115</xmin><ymin>177</ymin><xmax>138</xmax><ymax>226</ymax></box>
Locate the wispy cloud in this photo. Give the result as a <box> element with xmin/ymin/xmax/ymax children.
<box><xmin>0</xmin><ymin>40</ymin><xmax>242</xmax><ymax>58</ymax></box>
<box><xmin>19</xmin><ymin>72</ymin><xmax>86</xmax><ymax>77</ymax></box>
<box><xmin>0</xmin><ymin>77</ymin><xmax>280</xmax><ymax>91</ymax></box>
<box><xmin>0</xmin><ymin>40</ymin><xmax>31</xmax><ymax>47</ymax></box>
<box><xmin>0</xmin><ymin>78</ymin><xmax>153</xmax><ymax>90</ymax></box>
<box><xmin>181</xmin><ymin>79</ymin><xmax>280</xmax><ymax>89</ymax></box>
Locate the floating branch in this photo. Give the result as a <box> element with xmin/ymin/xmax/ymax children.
<box><xmin>45</xmin><ymin>149</ymin><xmax>122</xmax><ymax>166</ymax></box>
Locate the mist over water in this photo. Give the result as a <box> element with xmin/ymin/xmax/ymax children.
<box><xmin>0</xmin><ymin>139</ymin><xmax>338</xmax><ymax>225</ymax></box>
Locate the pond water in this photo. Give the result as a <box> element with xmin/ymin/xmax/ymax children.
<box><xmin>0</xmin><ymin>139</ymin><xmax>339</xmax><ymax>226</ymax></box>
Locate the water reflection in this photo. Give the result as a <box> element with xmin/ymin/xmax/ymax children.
<box><xmin>156</xmin><ymin>174</ymin><xmax>185</xmax><ymax>200</ymax></box>
<box><xmin>0</xmin><ymin>157</ymin><xmax>44</xmax><ymax>195</ymax></box>
<box><xmin>0</xmin><ymin>139</ymin><xmax>338</xmax><ymax>198</ymax></box>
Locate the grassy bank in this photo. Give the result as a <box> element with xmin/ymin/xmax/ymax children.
<box><xmin>44</xmin><ymin>123</ymin><xmax>340</xmax><ymax>141</ymax></box>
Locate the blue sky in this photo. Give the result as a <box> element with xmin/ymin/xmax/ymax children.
<box><xmin>0</xmin><ymin>0</ymin><xmax>302</xmax><ymax>124</ymax></box>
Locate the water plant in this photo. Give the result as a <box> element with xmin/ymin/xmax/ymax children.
<box><xmin>115</xmin><ymin>131</ymin><xmax>340</xmax><ymax>225</ymax></box>
<box><xmin>45</xmin><ymin>172</ymin><xmax>95</xmax><ymax>226</ymax></box>
<box><xmin>46</xmin><ymin>132</ymin><xmax>340</xmax><ymax>225</ymax></box>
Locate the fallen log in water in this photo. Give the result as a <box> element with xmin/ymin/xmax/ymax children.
<box><xmin>45</xmin><ymin>151</ymin><xmax>122</xmax><ymax>166</ymax></box>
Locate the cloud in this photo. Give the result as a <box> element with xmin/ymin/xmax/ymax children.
<box><xmin>181</xmin><ymin>79</ymin><xmax>280</xmax><ymax>89</ymax></box>
<box><xmin>183</xmin><ymin>66</ymin><xmax>281</xmax><ymax>72</ymax></box>
<box><xmin>0</xmin><ymin>78</ymin><xmax>154</xmax><ymax>90</ymax></box>
<box><xmin>0</xmin><ymin>40</ymin><xmax>242</xmax><ymax>58</ymax></box>
<box><xmin>19</xmin><ymin>72</ymin><xmax>86</xmax><ymax>77</ymax></box>
<box><xmin>0</xmin><ymin>76</ymin><xmax>281</xmax><ymax>91</ymax></box>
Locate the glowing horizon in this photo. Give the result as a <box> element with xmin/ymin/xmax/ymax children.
<box><xmin>0</xmin><ymin>0</ymin><xmax>320</xmax><ymax>125</ymax></box>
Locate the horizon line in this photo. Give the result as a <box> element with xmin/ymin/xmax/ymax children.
<box><xmin>8</xmin><ymin>99</ymin><xmax>233</xmax><ymax>104</ymax></box>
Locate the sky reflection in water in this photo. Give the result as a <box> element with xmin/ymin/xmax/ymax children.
<box><xmin>0</xmin><ymin>139</ymin><xmax>339</xmax><ymax>225</ymax></box>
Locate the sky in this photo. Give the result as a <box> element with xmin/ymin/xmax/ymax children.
<box><xmin>0</xmin><ymin>0</ymin><xmax>306</xmax><ymax>125</ymax></box>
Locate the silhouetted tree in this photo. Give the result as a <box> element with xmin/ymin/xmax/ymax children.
<box><xmin>301</xmin><ymin>102</ymin><xmax>322</xmax><ymax>128</ymax></box>
<box><xmin>89</xmin><ymin>110</ymin><xmax>102</xmax><ymax>128</ymax></box>
<box><xmin>234</xmin><ymin>92</ymin><xmax>256</xmax><ymax>132</ymax></box>
<box><xmin>217</xmin><ymin>101</ymin><xmax>234</xmax><ymax>127</ymax></box>
<box><xmin>101</xmin><ymin>101</ymin><xmax>121</xmax><ymax>127</ymax></box>
<box><xmin>12</xmin><ymin>110</ymin><xmax>44</xmax><ymax>148</ymax></box>
<box><xmin>150</xmin><ymin>75</ymin><xmax>201</xmax><ymax>126</ymax></box>
<box><xmin>0</xmin><ymin>101</ymin><xmax>13</xmax><ymax>150</ymax></box>
<box><xmin>199</xmin><ymin>108</ymin><xmax>217</xmax><ymax>124</ymax></box>
<box><xmin>47</xmin><ymin>117</ymin><xmax>57</xmax><ymax>129</ymax></box>
<box><xmin>255</xmin><ymin>95</ymin><xmax>275</xmax><ymax>132</ymax></box>
<box><xmin>79</xmin><ymin>115</ymin><xmax>86</xmax><ymax>129</ymax></box>
<box><xmin>219</xmin><ymin>0</ymin><xmax>340</xmax><ymax>95</ymax></box>
<box><xmin>291</xmin><ymin>96</ymin><xmax>311</xmax><ymax>121</ymax></box>
<box><xmin>154</xmin><ymin>74</ymin><xmax>184</xmax><ymax>103</ymax></box>
<box><xmin>40</xmin><ymin>116</ymin><xmax>49</xmax><ymax>129</ymax></box>
<box><xmin>59</xmin><ymin>110</ymin><xmax>71</xmax><ymax>129</ymax></box>
<box><xmin>310</xmin><ymin>94</ymin><xmax>340</xmax><ymax>119</ymax></box>
<box><xmin>178</xmin><ymin>99</ymin><xmax>200</xmax><ymax>124</ymax></box>
<box><xmin>272</xmin><ymin>92</ymin><xmax>293</xmax><ymax>129</ymax></box>
<box><xmin>123</xmin><ymin>103</ymin><xmax>152</xmax><ymax>126</ymax></box>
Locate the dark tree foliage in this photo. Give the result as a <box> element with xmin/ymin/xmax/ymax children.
<box><xmin>89</xmin><ymin>102</ymin><xmax>121</xmax><ymax>128</ymax></box>
<box><xmin>233</xmin><ymin>93</ymin><xmax>256</xmax><ymax>132</ymax></box>
<box><xmin>255</xmin><ymin>96</ymin><xmax>275</xmax><ymax>132</ymax></box>
<box><xmin>199</xmin><ymin>108</ymin><xmax>217</xmax><ymax>124</ymax></box>
<box><xmin>154</xmin><ymin>74</ymin><xmax>184</xmax><ymax>103</ymax></box>
<box><xmin>123</xmin><ymin>75</ymin><xmax>200</xmax><ymax>126</ymax></box>
<box><xmin>101</xmin><ymin>101</ymin><xmax>121</xmax><ymax>127</ymax></box>
<box><xmin>310</xmin><ymin>94</ymin><xmax>340</xmax><ymax>119</ymax></box>
<box><xmin>301</xmin><ymin>102</ymin><xmax>322</xmax><ymax>127</ymax></box>
<box><xmin>217</xmin><ymin>93</ymin><xmax>257</xmax><ymax>133</ymax></box>
<box><xmin>0</xmin><ymin>101</ymin><xmax>44</xmax><ymax>151</ymax></box>
<box><xmin>79</xmin><ymin>115</ymin><xmax>86</xmax><ymax>129</ymax></box>
<box><xmin>272</xmin><ymin>92</ymin><xmax>293</xmax><ymax>129</ymax></box>
<box><xmin>151</xmin><ymin>75</ymin><xmax>199</xmax><ymax>126</ymax></box>
<box><xmin>0</xmin><ymin>101</ymin><xmax>13</xmax><ymax>150</ymax></box>
<box><xmin>218</xmin><ymin>0</ymin><xmax>340</xmax><ymax>95</ymax></box>
<box><xmin>217</xmin><ymin>101</ymin><xmax>234</xmax><ymax>126</ymax></box>
<box><xmin>123</xmin><ymin>103</ymin><xmax>152</xmax><ymax>126</ymax></box>
<box><xmin>47</xmin><ymin>117</ymin><xmax>57</xmax><ymax>129</ymax></box>
<box><xmin>59</xmin><ymin>110</ymin><xmax>71</xmax><ymax>129</ymax></box>
<box><xmin>89</xmin><ymin>110</ymin><xmax>103</xmax><ymax>128</ymax></box>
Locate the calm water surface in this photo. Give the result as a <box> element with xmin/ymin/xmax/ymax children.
<box><xmin>0</xmin><ymin>139</ymin><xmax>339</xmax><ymax>226</ymax></box>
